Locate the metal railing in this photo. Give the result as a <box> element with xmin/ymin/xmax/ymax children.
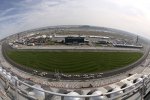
<box><xmin>0</xmin><ymin>66</ymin><xmax>149</xmax><ymax>100</ymax></box>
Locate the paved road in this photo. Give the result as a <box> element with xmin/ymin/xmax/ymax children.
<box><xmin>17</xmin><ymin>45</ymin><xmax>143</xmax><ymax>52</ymax></box>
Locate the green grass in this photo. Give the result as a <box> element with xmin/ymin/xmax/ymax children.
<box><xmin>6</xmin><ymin>51</ymin><xmax>143</xmax><ymax>73</ymax></box>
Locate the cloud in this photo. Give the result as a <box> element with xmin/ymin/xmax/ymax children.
<box><xmin>0</xmin><ymin>0</ymin><xmax>150</xmax><ymax>39</ymax></box>
<box><xmin>0</xmin><ymin>8</ymin><xmax>15</xmax><ymax>17</ymax></box>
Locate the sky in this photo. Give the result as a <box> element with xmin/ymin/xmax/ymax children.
<box><xmin>0</xmin><ymin>0</ymin><xmax>150</xmax><ymax>39</ymax></box>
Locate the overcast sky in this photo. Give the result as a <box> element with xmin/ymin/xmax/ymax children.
<box><xmin>0</xmin><ymin>0</ymin><xmax>150</xmax><ymax>39</ymax></box>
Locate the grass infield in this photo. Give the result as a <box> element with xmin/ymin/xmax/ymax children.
<box><xmin>6</xmin><ymin>51</ymin><xmax>143</xmax><ymax>73</ymax></box>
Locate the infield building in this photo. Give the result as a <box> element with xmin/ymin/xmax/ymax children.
<box><xmin>65</xmin><ymin>37</ymin><xmax>85</xmax><ymax>44</ymax></box>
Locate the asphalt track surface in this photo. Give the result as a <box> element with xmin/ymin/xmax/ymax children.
<box><xmin>1</xmin><ymin>42</ymin><xmax>149</xmax><ymax>80</ymax></box>
<box><xmin>18</xmin><ymin>45</ymin><xmax>143</xmax><ymax>52</ymax></box>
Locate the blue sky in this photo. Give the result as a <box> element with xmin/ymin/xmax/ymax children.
<box><xmin>0</xmin><ymin>0</ymin><xmax>150</xmax><ymax>39</ymax></box>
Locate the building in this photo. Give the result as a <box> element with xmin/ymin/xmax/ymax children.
<box><xmin>65</xmin><ymin>37</ymin><xmax>85</xmax><ymax>44</ymax></box>
<box><xmin>96</xmin><ymin>40</ymin><xmax>109</xmax><ymax>44</ymax></box>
